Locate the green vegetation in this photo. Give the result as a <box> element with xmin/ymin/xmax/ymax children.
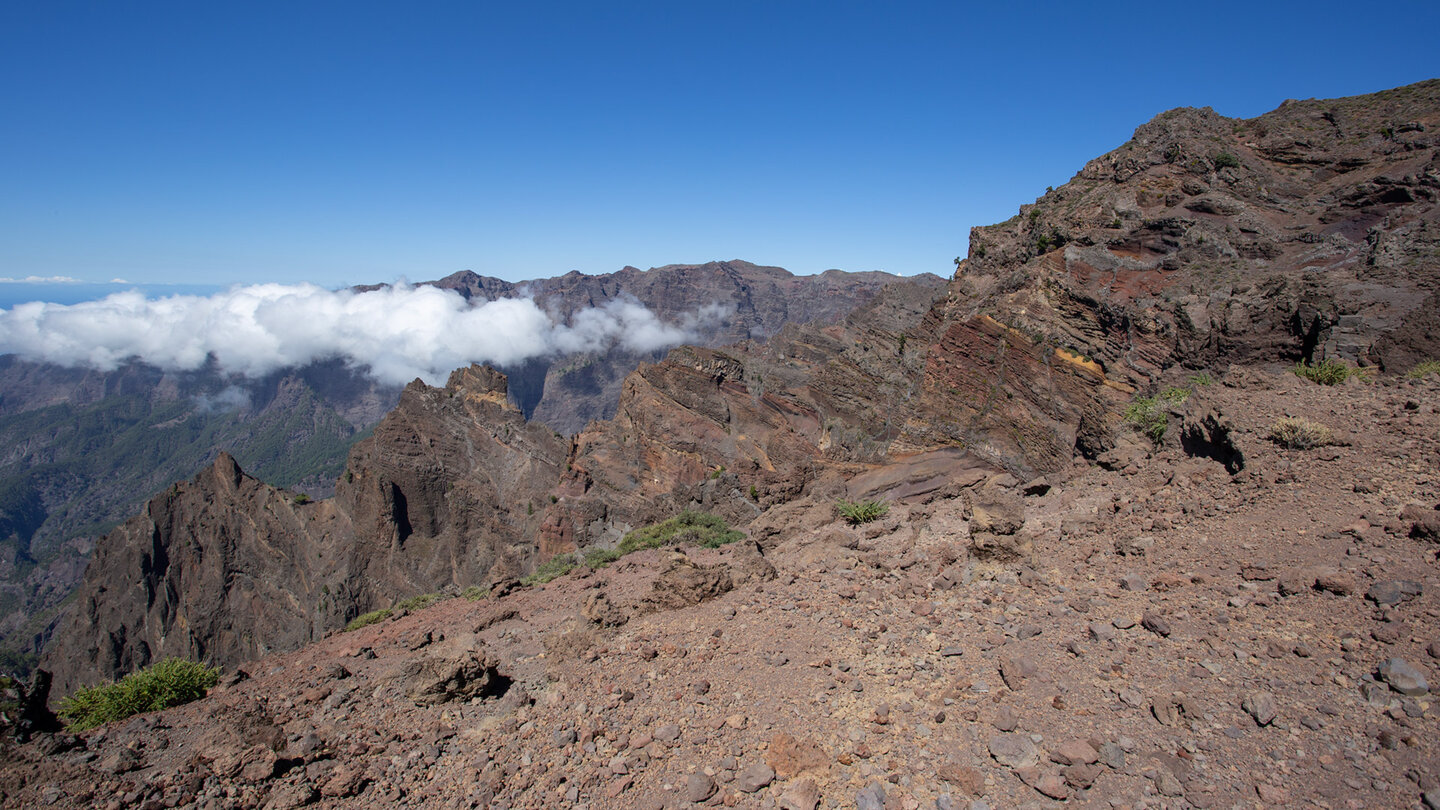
<box><xmin>1123</xmin><ymin>386</ymin><xmax>1193</xmax><ymax>444</ymax></box>
<box><xmin>461</xmin><ymin>585</ymin><xmax>487</xmax><ymax>601</ymax></box>
<box><xmin>344</xmin><ymin>608</ymin><xmax>393</xmax><ymax>632</ymax></box>
<box><xmin>1188</xmin><ymin>371</ymin><xmax>1213</xmax><ymax>387</ymax></box>
<box><xmin>581</xmin><ymin>546</ymin><xmax>623</xmax><ymax>568</ymax></box>
<box><xmin>519</xmin><ymin>510</ymin><xmax>745</xmax><ymax>587</ymax></box>
<box><xmin>395</xmin><ymin>592</ymin><xmax>447</xmax><ymax>612</ymax></box>
<box><xmin>1213</xmin><ymin>152</ymin><xmax>1241</xmax><ymax>169</ymax></box>
<box><xmin>617</xmin><ymin>510</ymin><xmax>745</xmax><ymax>554</ymax></box>
<box><xmin>1268</xmin><ymin>416</ymin><xmax>1336</xmax><ymax>450</ymax></box>
<box><xmin>522</xmin><ymin>553</ymin><xmax>579</xmax><ymax>585</ymax></box>
<box><xmin>1293</xmin><ymin>358</ymin><xmax>1368</xmax><ymax>385</ymax></box>
<box><xmin>1405</xmin><ymin>360</ymin><xmax>1440</xmax><ymax>380</ymax></box>
<box><xmin>292</xmin><ymin>493</ymin><xmax>311</xmax><ymax>505</ymax></box>
<box><xmin>836</xmin><ymin>499</ymin><xmax>889</xmax><ymax>526</ymax></box>
<box><xmin>57</xmin><ymin>658</ymin><xmax>219</xmax><ymax>731</ymax></box>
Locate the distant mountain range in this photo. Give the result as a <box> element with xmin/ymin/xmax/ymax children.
<box><xmin>0</xmin><ymin>262</ymin><xmax>939</xmax><ymax>674</ymax></box>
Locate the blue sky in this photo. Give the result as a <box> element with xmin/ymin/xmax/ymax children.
<box><xmin>2</xmin><ymin>1</ymin><xmax>1436</xmax><ymax>289</ymax></box>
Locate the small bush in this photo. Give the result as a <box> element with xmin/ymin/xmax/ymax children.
<box><xmin>1213</xmin><ymin>152</ymin><xmax>1241</xmax><ymax>169</ymax></box>
<box><xmin>836</xmin><ymin>499</ymin><xmax>889</xmax><ymax>526</ymax></box>
<box><xmin>1405</xmin><ymin>360</ymin><xmax>1440</xmax><ymax>380</ymax></box>
<box><xmin>58</xmin><ymin>658</ymin><xmax>220</xmax><ymax>731</ymax></box>
<box><xmin>522</xmin><ymin>553</ymin><xmax>578</xmax><ymax>586</ymax></box>
<box><xmin>1268</xmin><ymin>417</ymin><xmax>1335</xmax><ymax>449</ymax></box>
<box><xmin>1188</xmin><ymin>372</ymin><xmax>1213</xmax><ymax>387</ymax></box>
<box><xmin>582</xmin><ymin>547</ymin><xmax>622</xmax><ymax>568</ymax></box>
<box><xmin>344</xmin><ymin>608</ymin><xmax>392</xmax><ymax>632</ymax></box>
<box><xmin>1293</xmin><ymin>358</ymin><xmax>1366</xmax><ymax>385</ymax></box>
<box><xmin>292</xmin><ymin>493</ymin><xmax>311</xmax><ymax>505</ymax></box>
<box><xmin>618</xmin><ymin>510</ymin><xmax>743</xmax><ymax>554</ymax></box>
<box><xmin>1123</xmin><ymin>387</ymin><xmax>1192</xmax><ymax>444</ymax></box>
<box><xmin>461</xmin><ymin>585</ymin><xmax>487</xmax><ymax>601</ymax></box>
<box><xmin>395</xmin><ymin>592</ymin><xmax>447</xmax><ymax>612</ymax></box>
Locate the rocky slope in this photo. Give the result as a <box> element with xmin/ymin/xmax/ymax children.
<box><xmin>3</xmin><ymin>366</ymin><xmax>1439</xmax><ymax>809</ymax></box>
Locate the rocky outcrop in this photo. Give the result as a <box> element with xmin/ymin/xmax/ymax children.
<box><xmin>41</xmin><ymin>367</ymin><xmax>568</xmax><ymax>693</ymax></box>
<box><xmin>901</xmin><ymin>79</ymin><xmax>1440</xmax><ymax>476</ymax></box>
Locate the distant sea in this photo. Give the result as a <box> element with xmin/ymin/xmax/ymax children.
<box><xmin>0</xmin><ymin>282</ymin><xmax>224</xmax><ymax>310</ymax></box>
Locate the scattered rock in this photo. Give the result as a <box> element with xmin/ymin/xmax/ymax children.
<box><xmin>1378</xmin><ymin>658</ymin><xmax>1430</xmax><ymax>696</ymax></box>
<box><xmin>734</xmin><ymin>762</ymin><xmax>775</xmax><ymax>792</ymax></box>
<box><xmin>765</xmin><ymin>733</ymin><xmax>829</xmax><ymax>778</ymax></box>
<box><xmin>777</xmin><ymin>778</ymin><xmax>820</xmax><ymax>810</ymax></box>
<box><xmin>1367</xmin><ymin>580</ymin><xmax>1423</xmax><ymax>607</ymax></box>
<box><xmin>855</xmin><ymin>782</ymin><xmax>887</xmax><ymax>810</ymax></box>
<box><xmin>988</xmin><ymin>733</ymin><xmax>1040</xmax><ymax>769</ymax></box>
<box><xmin>401</xmin><ymin>649</ymin><xmax>507</xmax><ymax>706</ymax></box>
<box><xmin>683</xmin><ymin>773</ymin><xmax>717</xmax><ymax>803</ymax></box>
<box><xmin>1243</xmin><ymin>692</ymin><xmax>1278</xmax><ymax>726</ymax></box>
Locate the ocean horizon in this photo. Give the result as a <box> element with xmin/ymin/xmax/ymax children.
<box><xmin>0</xmin><ymin>282</ymin><xmax>228</xmax><ymax>310</ymax></box>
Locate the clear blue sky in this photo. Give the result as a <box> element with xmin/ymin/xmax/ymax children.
<box><xmin>2</xmin><ymin>1</ymin><xmax>1436</xmax><ymax>288</ymax></box>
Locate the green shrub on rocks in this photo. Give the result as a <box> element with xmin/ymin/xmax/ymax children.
<box><xmin>1293</xmin><ymin>358</ymin><xmax>1367</xmax><ymax>385</ymax></box>
<box><xmin>617</xmin><ymin>510</ymin><xmax>744</xmax><ymax>554</ymax></box>
<box><xmin>1268</xmin><ymin>417</ymin><xmax>1335</xmax><ymax>449</ymax></box>
<box><xmin>58</xmin><ymin>658</ymin><xmax>220</xmax><ymax>731</ymax></box>
<box><xmin>344</xmin><ymin>608</ymin><xmax>392</xmax><ymax>632</ymax></box>
<box><xmin>1123</xmin><ymin>386</ymin><xmax>1192</xmax><ymax>444</ymax></box>
<box><xmin>836</xmin><ymin>499</ymin><xmax>889</xmax><ymax>525</ymax></box>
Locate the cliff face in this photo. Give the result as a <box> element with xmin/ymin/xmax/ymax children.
<box><xmin>901</xmin><ymin>80</ymin><xmax>1440</xmax><ymax>477</ymax></box>
<box><xmin>41</xmin><ymin>81</ymin><xmax>1440</xmax><ymax>694</ymax></box>
<box><xmin>441</xmin><ymin>260</ymin><xmax>945</xmax><ymax>433</ymax></box>
<box><xmin>42</xmin><ymin>368</ymin><xmax>570</xmax><ymax>694</ymax></box>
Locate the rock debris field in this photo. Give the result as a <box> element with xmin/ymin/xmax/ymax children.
<box><xmin>3</xmin><ymin>366</ymin><xmax>1439</xmax><ymax>809</ymax></box>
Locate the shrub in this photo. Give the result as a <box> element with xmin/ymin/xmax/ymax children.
<box><xmin>461</xmin><ymin>585</ymin><xmax>487</xmax><ymax>601</ymax></box>
<box><xmin>58</xmin><ymin>658</ymin><xmax>220</xmax><ymax>731</ymax></box>
<box><xmin>836</xmin><ymin>499</ymin><xmax>889</xmax><ymax>526</ymax></box>
<box><xmin>395</xmin><ymin>592</ymin><xmax>447</xmax><ymax>612</ymax></box>
<box><xmin>1213</xmin><ymin>152</ymin><xmax>1241</xmax><ymax>169</ymax></box>
<box><xmin>1123</xmin><ymin>387</ymin><xmax>1192</xmax><ymax>444</ymax></box>
<box><xmin>521</xmin><ymin>553</ymin><xmax>578</xmax><ymax>586</ymax></box>
<box><xmin>292</xmin><ymin>493</ymin><xmax>311</xmax><ymax>504</ymax></box>
<box><xmin>617</xmin><ymin>510</ymin><xmax>744</xmax><ymax>554</ymax></box>
<box><xmin>344</xmin><ymin>608</ymin><xmax>392</xmax><ymax>632</ymax></box>
<box><xmin>1268</xmin><ymin>416</ymin><xmax>1335</xmax><ymax>449</ymax></box>
<box><xmin>1293</xmin><ymin>358</ymin><xmax>1366</xmax><ymax>385</ymax></box>
<box><xmin>1405</xmin><ymin>360</ymin><xmax>1440</xmax><ymax>380</ymax></box>
<box><xmin>582</xmin><ymin>547</ymin><xmax>622</xmax><ymax>568</ymax></box>
<box><xmin>1188</xmin><ymin>372</ymin><xmax>1213</xmax><ymax>387</ymax></box>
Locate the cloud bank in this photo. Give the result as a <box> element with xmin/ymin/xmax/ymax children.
<box><xmin>0</xmin><ymin>283</ymin><xmax>719</xmax><ymax>386</ymax></box>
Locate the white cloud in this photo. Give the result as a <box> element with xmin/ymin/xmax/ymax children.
<box><xmin>0</xmin><ymin>275</ymin><xmax>83</xmax><ymax>284</ymax></box>
<box><xmin>0</xmin><ymin>282</ymin><xmax>713</xmax><ymax>386</ymax></box>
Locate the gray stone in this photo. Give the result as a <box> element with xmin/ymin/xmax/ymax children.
<box><xmin>683</xmin><ymin>773</ymin><xmax>716</xmax><ymax>803</ymax></box>
<box><xmin>856</xmin><ymin>782</ymin><xmax>887</xmax><ymax>810</ymax></box>
<box><xmin>1243</xmin><ymin>691</ymin><xmax>1278</xmax><ymax>726</ymax></box>
<box><xmin>1120</xmin><ymin>574</ymin><xmax>1148</xmax><ymax>591</ymax></box>
<box><xmin>1154</xmin><ymin>769</ymin><xmax>1185</xmax><ymax>797</ymax></box>
<box><xmin>1098</xmin><ymin>741</ymin><xmax>1126</xmax><ymax>770</ymax></box>
<box><xmin>988</xmin><ymin>733</ymin><xmax>1040</xmax><ymax>769</ymax></box>
<box><xmin>735</xmin><ymin>762</ymin><xmax>775</xmax><ymax>793</ymax></box>
<box><xmin>1367</xmin><ymin>580</ymin><xmax>1422</xmax><ymax>607</ymax></box>
<box><xmin>1378</xmin><ymin>657</ymin><xmax>1430</xmax><ymax>696</ymax></box>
